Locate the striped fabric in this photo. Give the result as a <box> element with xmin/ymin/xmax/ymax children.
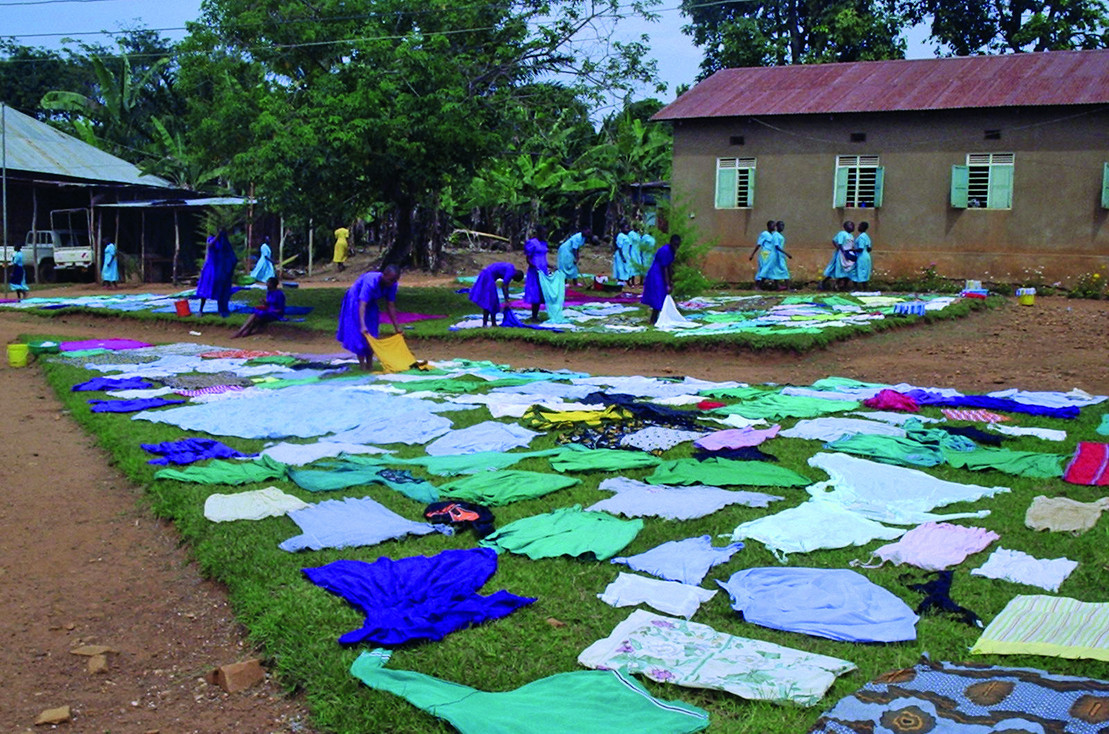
<box><xmin>1064</xmin><ymin>441</ymin><xmax>1109</xmax><ymax>486</ymax></box>
<box><xmin>176</xmin><ymin>385</ymin><xmax>246</xmax><ymax>398</ymax></box>
<box><xmin>941</xmin><ymin>408</ymin><xmax>1011</xmax><ymax>423</ymax></box>
<box><xmin>972</xmin><ymin>595</ymin><xmax>1109</xmax><ymax>661</ymax></box>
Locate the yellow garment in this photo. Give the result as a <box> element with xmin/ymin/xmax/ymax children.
<box><xmin>365</xmin><ymin>333</ymin><xmax>420</xmax><ymax>373</ymax></box>
<box><xmin>522</xmin><ymin>405</ymin><xmax>633</xmax><ymax>430</ymax></box>
<box><xmin>333</xmin><ymin>227</ymin><xmax>350</xmax><ymax>264</ymax></box>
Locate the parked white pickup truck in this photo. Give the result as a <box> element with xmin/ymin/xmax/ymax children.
<box><xmin>0</xmin><ymin>229</ymin><xmax>92</xmax><ymax>281</ymax></box>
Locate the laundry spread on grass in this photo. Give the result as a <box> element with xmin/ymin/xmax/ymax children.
<box><xmin>448</xmin><ymin>292</ymin><xmax>966</xmax><ymax>336</ymax></box>
<box><xmin>42</xmin><ymin>336</ymin><xmax>1109</xmax><ymax>730</ymax></box>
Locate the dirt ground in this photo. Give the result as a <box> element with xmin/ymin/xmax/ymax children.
<box><xmin>1</xmin><ymin>270</ymin><xmax>1107</xmax><ymax>733</ymax></box>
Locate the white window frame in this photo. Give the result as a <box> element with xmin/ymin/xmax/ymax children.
<box><xmin>834</xmin><ymin>155</ymin><xmax>882</xmax><ymax>208</ymax></box>
<box><xmin>715</xmin><ymin>157</ymin><xmax>757</xmax><ymax>209</ymax></box>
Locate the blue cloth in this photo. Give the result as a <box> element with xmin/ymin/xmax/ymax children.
<box><xmin>537</xmin><ymin>269</ymin><xmax>567</xmax><ymax>323</ymax></box>
<box><xmin>469</xmin><ymin>262</ymin><xmax>517</xmax><ymax>313</ymax></box>
<box><xmin>851</xmin><ymin>232</ymin><xmax>872</xmax><ymax>282</ymax></box>
<box><xmin>71</xmin><ymin>376</ymin><xmax>155</xmax><ymax>392</ymax></box>
<box><xmin>640</xmin><ymin>244</ymin><xmax>674</xmax><ymax>310</ymax></box>
<box><xmin>281</xmin><ymin>497</ymin><xmax>436</xmax><ymax>553</ymax></box>
<box><xmin>101</xmin><ymin>242</ymin><xmax>119</xmax><ymax>282</ymax></box>
<box><xmin>611</xmin><ymin>535</ymin><xmax>743</xmax><ymax>586</ymax></box>
<box><xmin>523</xmin><ymin>237</ymin><xmax>549</xmax><ymax>304</ymax></box>
<box><xmin>557</xmin><ymin>233</ymin><xmax>585</xmax><ymax>278</ymax></box>
<box><xmin>613</xmin><ymin>232</ymin><xmax>636</xmax><ymax>281</ymax></box>
<box><xmin>336</xmin><ymin>271</ymin><xmax>398</xmax><ymax>356</ymax></box>
<box><xmin>140</xmin><ymin>437</ymin><xmax>256</xmax><ymax>465</ymax></box>
<box><xmin>718</xmin><ymin>567</ymin><xmax>918</xmax><ymax>643</ymax></box>
<box><xmin>771</xmin><ymin>231</ymin><xmax>790</xmax><ymax>279</ymax></box>
<box><xmin>302</xmin><ymin>548</ymin><xmax>536</xmax><ymax>645</ymax></box>
<box><xmin>904</xmin><ymin>390</ymin><xmax>1080</xmax><ymax>419</ymax></box>
<box><xmin>195</xmin><ymin>238</ymin><xmax>218</xmax><ymax>299</ymax></box>
<box><xmin>754</xmin><ymin>230</ymin><xmax>775</xmax><ymax>281</ymax></box>
<box><xmin>9</xmin><ymin>251</ymin><xmax>28</xmax><ymax>292</ymax></box>
<box><xmin>250</xmin><ymin>241</ymin><xmax>275</xmax><ymax>282</ymax></box>
<box><xmin>211</xmin><ymin>231</ymin><xmax>238</xmax><ymax>317</ymax></box>
<box><xmin>89</xmin><ymin>397</ymin><xmax>185</xmax><ymax>413</ymax></box>
<box><xmin>424</xmin><ymin>421</ymin><xmax>539</xmax><ymax>456</ymax></box>
<box><xmin>501</xmin><ymin>308</ymin><xmax>563</xmax><ymax>332</ymax></box>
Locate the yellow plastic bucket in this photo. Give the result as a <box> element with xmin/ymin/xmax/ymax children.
<box><xmin>1018</xmin><ymin>293</ymin><xmax>1035</xmax><ymax>306</ymax></box>
<box><xmin>7</xmin><ymin>343</ymin><xmax>30</xmax><ymax>367</ymax></box>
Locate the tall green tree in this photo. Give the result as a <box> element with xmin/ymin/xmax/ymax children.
<box><xmin>179</xmin><ymin>0</ymin><xmax>662</xmax><ymax>266</ymax></box>
<box><xmin>906</xmin><ymin>0</ymin><xmax>1109</xmax><ymax>54</ymax></box>
<box><xmin>680</xmin><ymin>0</ymin><xmax>909</xmax><ymax>76</ymax></box>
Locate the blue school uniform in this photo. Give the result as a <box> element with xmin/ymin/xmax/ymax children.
<box><xmin>851</xmin><ymin>232</ymin><xmax>872</xmax><ymax>283</ymax></box>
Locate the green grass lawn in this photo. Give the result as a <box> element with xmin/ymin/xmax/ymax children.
<box><xmin>35</xmin><ymin>350</ymin><xmax>1109</xmax><ymax>734</ymax></box>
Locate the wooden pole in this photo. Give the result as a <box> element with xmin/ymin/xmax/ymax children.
<box><xmin>278</xmin><ymin>216</ymin><xmax>284</xmax><ymax>276</ymax></box>
<box><xmin>114</xmin><ymin>210</ymin><xmax>120</xmax><ymax>281</ymax></box>
<box><xmin>140</xmin><ymin>210</ymin><xmax>146</xmax><ymax>282</ymax></box>
<box><xmin>30</xmin><ymin>186</ymin><xmax>38</xmax><ymax>283</ymax></box>
<box><xmin>172</xmin><ymin>209</ymin><xmax>180</xmax><ymax>285</ymax></box>
<box><xmin>245</xmin><ymin>182</ymin><xmax>254</xmax><ymax>277</ymax></box>
<box><xmin>307</xmin><ymin>218</ymin><xmax>314</xmax><ymax>276</ymax></box>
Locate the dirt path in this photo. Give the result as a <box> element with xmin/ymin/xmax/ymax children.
<box><xmin>0</xmin><ymin>286</ymin><xmax>1107</xmax><ymax>732</ymax></box>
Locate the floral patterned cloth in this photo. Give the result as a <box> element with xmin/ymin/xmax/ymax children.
<box><xmin>577</xmin><ymin>609</ymin><xmax>856</xmax><ymax>706</ymax></box>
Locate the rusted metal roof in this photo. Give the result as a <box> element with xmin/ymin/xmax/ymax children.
<box><xmin>2</xmin><ymin>103</ymin><xmax>171</xmax><ymax>188</ymax></box>
<box><xmin>653</xmin><ymin>49</ymin><xmax>1109</xmax><ymax>121</ymax></box>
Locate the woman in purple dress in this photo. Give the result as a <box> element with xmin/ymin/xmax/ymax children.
<box><xmin>523</xmin><ymin>225</ymin><xmax>549</xmax><ymax>321</ymax></box>
<box><xmin>469</xmin><ymin>261</ymin><xmax>522</xmax><ymax>327</ymax></box>
<box><xmin>640</xmin><ymin>234</ymin><xmax>680</xmax><ymax>325</ymax></box>
<box><xmin>336</xmin><ymin>265</ymin><xmax>402</xmax><ymax>370</ymax></box>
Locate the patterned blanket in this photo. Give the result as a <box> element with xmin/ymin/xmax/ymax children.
<box><xmin>809</xmin><ymin>658</ymin><xmax>1109</xmax><ymax>733</ymax></box>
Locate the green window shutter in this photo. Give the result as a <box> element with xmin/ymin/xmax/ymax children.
<box><xmin>950</xmin><ymin>165</ymin><xmax>969</xmax><ymax>208</ymax></box>
<box><xmin>747</xmin><ymin>168</ymin><xmax>756</xmax><ymax>207</ymax></box>
<box><xmin>1102</xmin><ymin>163</ymin><xmax>1109</xmax><ymax>209</ymax></box>
<box><xmin>872</xmin><ymin>167</ymin><xmax>885</xmax><ymax>208</ymax></box>
<box><xmin>715</xmin><ymin>167</ymin><xmax>737</xmax><ymax>209</ymax></box>
<box><xmin>833</xmin><ymin>167</ymin><xmax>849</xmax><ymax>207</ymax></box>
<box><xmin>988</xmin><ymin>165</ymin><xmax>1013</xmax><ymax>209</ymax></box>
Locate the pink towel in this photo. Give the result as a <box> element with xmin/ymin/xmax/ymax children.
<box><xmin>941</xmin><ymin>409</ymin><xmax>1011</xmax><ymax>423</ymax></box>
<box><xmin>862</xmin><ymin>389</ymin><xmax>919</xmax><ymax>412</ymax></box>
<box><xmin>1064</xmin><ymin>442</ymin><xmax>1109</xmax><ymax>486</ymax></box>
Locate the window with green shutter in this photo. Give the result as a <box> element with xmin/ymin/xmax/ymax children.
<box><xmin>715</xmin><ymin>157</ymin><xmax>756</xmax><ymax>209</ymax></box>
<box><xmin>834</xmin><ymin>155</ymin><xmax>881</xmax><ymax>208</ymax></box>
<box><xmin>959</xmin><ymin>153</ymin><xmax>1014</xmax><ymax>209</ymax></box>
<box><xmin>1102</xmin><ymin>163</ymin><xmax>1109</xmax><ymax>209</ymax></box>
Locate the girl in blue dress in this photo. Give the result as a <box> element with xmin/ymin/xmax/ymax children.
<box><xmin>470</xmin><ymin>261</ymin><xmax>522</xmax><ymax>327</ymax></box>
<box><xmin>250</xmin><ymin>237</ymin><xmax>275</xmax><ymax>282</ymax></box>
<box><xmin>524</xmin><ymin>225</ymin><xmax>550</xmax><ymax>321</ymax></box>
<box><xmin>101</xmin><ymin>240</ymin><xmax>119</xmax><ymax>287</ymax></box>
<box><xmin>336</xmin><ymin>265</ymin><xmax>402</xmax><ymax>370</ymax></box>
<box><xmin>8</xmin><ymin>244</ymin><xmax>28</xmax><ymax>300</ymax></box>
<box><xmin>851</xmin><ymin>221</ymin><xmax>873</xmax><ymax>288</ymax></box>
<box><xmin>641</xmin><ymin>234</ymin><xmax>681</xmax><ymax>324</ymax></box>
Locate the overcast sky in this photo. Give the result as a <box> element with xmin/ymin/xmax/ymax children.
<box><xmin>3</xmin><ymin>0</ymin><xmax>937</xmax><ymax>106</ymax></box>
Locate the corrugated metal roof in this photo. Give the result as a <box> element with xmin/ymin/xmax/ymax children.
<box><xmin>99</xmin><ymin>196</ymin><xmax>251</xmax><ymax>208</ymax></box>
<box><xmin>653</xmin><ymin>49</ymin><xmax>1109</xmax><ymax>121</ymax></box>
<box><xmin>1</xmin><ymin>103</ymin><xmax>172</xmax><ymax>188</ymax></box>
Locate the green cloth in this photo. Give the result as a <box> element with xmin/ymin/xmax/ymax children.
<box><xmin>390</xmin><ymin>376</ymin><xmax>533</xmax><ymax>393</ymax></box>
<box><xmin>646</xmin><ymin>458</ymin><xmax>810</xmax><ymax>488</ymax></box>
<box><xmin>349</xmin><ymin>649</ymin><xmax>709</xmax><ymax>734</ymax></box>
<box><xmin>549</xmin><ymin>447</ymin><xmax>662</xmax><ymax>474</ymax></box>
<box><xmin>697</xmin><ymin>386</ymin><xmax>770</xmax><ymax>400</ymax></box>
<box><xmin>943</xmin><ymin>447</ymin><xmax>1065</xmax><ymax>479</ymax></box>
<box><xmin>245</xmin><ymin>355</ymin><xmax>298</xmax><ymax>365</ymax></box>
<box><xmin>480</xmin><ymin>505</ymin><xmax>642</xmax><ymax>560</ymax></box>
<box><xmin>286</xmin><ymin>460</ymin><xmax>438</xmax><ymax>502</ymax></box>
<box><xmin>1098</xmin><ymin>414</ymin><xmax>1109</xmax><ymax>436</ymax></box>
<box><xmin>154</xmin><ymin>455</ymin><xmax>287</xmax><ymax>485</ymax></box>
<box><xmin>809</xmin><ymin>376</ymin><xmax>887</xmax><ymax>391</ymax></box>
<box><xmin>437</xmin><ymin>470</ymin><xmax>580</xmax><ymax>506</ymax></box>
<box><xmin>711</xmin><ymin>393</ymin><xmax>859</xmax><ymax>420</ymax></box>
<box><xmin>825</xmin><ymin>434</ymin><xmax>946</xmax><ymax>467</ymax></box>
<box><xmin>342</xmin><ymin>448</ymin><xmax>569</xmax><ymax>477</ymax></box>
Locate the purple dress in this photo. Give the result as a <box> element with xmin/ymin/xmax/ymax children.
<box><xmin>336</xmin><ymin>272</ymin><xmax>398</xmax><ymax>356</ymax></box>
<box><xmin>469</xmin><ymin>262</ymin><xmax>517</xmax><ymax>312</ymax></box>
<box><xmin>523</xmin><ymin>237</ymin><xmax>549</xmax><ymax>305</ymax></box>
<box><xmin>640</xmin><ymin>244</ymin><xmax>675</xmax><ymax>310</ymax></box>
<box><xmin>195</xmin><ymin>239</ymin><xmax>218</xmax><ymax>299</ymax></box>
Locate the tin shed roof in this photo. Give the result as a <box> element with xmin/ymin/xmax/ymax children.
<box><xmin>653</xmin><ymin>49</ymin><xmax>1109</xmax><ymax>121</ymax></box>
<box><xmin>2</xmin><ymin>103</ymin><xmax>172</xmax><ymax>188</ymax></box>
